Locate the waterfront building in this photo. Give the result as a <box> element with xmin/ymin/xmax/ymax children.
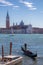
<box><xmin>5</xmin><ymin>12</ymin><xmax>33</xmax><ymax>34</ymax></box>
<box><xmin>1</xmin><ymin>12</ymin><xmax>43</xmax><ymax>34</ymax></box>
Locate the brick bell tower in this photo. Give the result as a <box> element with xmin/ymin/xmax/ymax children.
<box><xmin>6</xmin><ymin>11</ymin><xmax>10</xmax><ymax>28</ymax></box>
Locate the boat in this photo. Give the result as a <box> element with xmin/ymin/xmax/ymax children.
<box><xmin>21</xmin><ymin>46</ymin><xmax>37</xmax><ymax>59</ymax></box>
<box><xmin>0</xmin><ymin>55</ymin><xmax>23</xmax><ymax>65</ymax></box>
<box><xmin>0</xmin><ymin>42</ymin><xmax>23</xmax><ymax>65</ymax></box>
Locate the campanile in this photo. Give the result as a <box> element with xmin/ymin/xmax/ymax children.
<box><xmin>6</xmin><ymin>11</ymin><xmax>10</xmax><ymax>28</ymax></box>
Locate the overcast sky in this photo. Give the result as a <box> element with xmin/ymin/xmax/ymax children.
<box><xmin>0</xmin><ymin>0</ymin><xmax>43</xmax><ymax>28</ymax></box>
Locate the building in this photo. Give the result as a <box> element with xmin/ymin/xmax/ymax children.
<box><xmin>0</xmin><ymin>12</ymin><xmax>32</xmax><ymax>34</ymax></box>
<box><xmin>6</xmin><ymin>11</ymin><xmax>10</xmax><ymax>28</ymax></box>
<box><xmin>32</xmin><ymin>27</ymin><xmax>43</xmax><ymax>34</ymax></box>
<box><xmin>26</xmin><ymin>24</ymin><xmax>32</xmax><ymax>34</ymax></box>
<box><xmin>0</xmin><ymin>12</ymin><xmax>43</xmax><ymax>34</ymax></box>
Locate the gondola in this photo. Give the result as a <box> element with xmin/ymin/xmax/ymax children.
<box><xmin>21</xmin><ymin>46</ymin><xmax>37</xmax><ymax>59</ymax></box>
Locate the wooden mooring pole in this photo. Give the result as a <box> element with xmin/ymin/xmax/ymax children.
<box><xmin>2</xmin><ymin>45</ymin><xmax>4</xmax><ymax>61</ymax></box>
<box><xmin>9</xmin><ymin>42</ymin><xmax>12</xmax><ymax>55</ymax></box>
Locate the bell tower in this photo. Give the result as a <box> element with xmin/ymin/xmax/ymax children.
<box><xmin>6</xmin><ymin>11</ymin><xmax>10</xmax><ymax>28</ymax></box>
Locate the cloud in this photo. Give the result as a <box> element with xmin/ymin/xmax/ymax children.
<box><xmin>0</xmin><ymin>0</ymin><xmax>13</xmax><ymax>6</ymax></box>
<box><xmin>20</xmin><ymin>0</ymin><xmax>37</xmax><ymax>10</ymax></box>
<box><xmin>13</xmin><ymin>6</ymin><xmax>19</xmax><ymax>8</ymax></box>
<box><xmin>0</xmin><ymin>0</ymin><xmax>19</xmax><ymax>8</ymax></box>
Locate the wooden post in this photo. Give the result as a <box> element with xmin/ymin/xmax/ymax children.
<box><xmin>2</xmin><ymin>45</ymin><xmax>4</xmax><ymax>60</ymax></box>
<box><xmin>9</xmin><ymin>42</ymin><xmax>12</xmax><ymax>55</ymax></box>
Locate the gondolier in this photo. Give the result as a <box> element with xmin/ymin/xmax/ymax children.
<box><xmin>24</xmin><ymin>43</ymin><xmax>27</xmax><ymax>51</ymax></box>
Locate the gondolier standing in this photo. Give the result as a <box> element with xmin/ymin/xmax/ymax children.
<box><xmin>24</xmin><ymin>43</ymin><xmax>27</xmax><ymax>51</ymax></box>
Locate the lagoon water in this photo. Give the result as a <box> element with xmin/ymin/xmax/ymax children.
<box><xmin>0</xmin><ymin>34</ymin><xmax>43</xmax><ymax>65</ymax></box>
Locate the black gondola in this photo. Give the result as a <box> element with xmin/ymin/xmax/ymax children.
<box><xmin>21</xmin><ymin>46</ymin><xmax>37</xmax><ymax>59</ymax></box>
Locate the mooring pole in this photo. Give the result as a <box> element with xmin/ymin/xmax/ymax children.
<box><xmin>9</xmin><ymin>42</ymin><xmax>12</xmax><ymax>55</ymax></box>
<box><xmin>2</xmin><ymin>45</ymin><xmax>4</xmax><ymax>60</ymax></box>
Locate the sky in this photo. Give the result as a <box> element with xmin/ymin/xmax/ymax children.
<box><xmin>0</xmin><ymin>0</ymin><xmax>43</xmax><ymax>28</ymax></box>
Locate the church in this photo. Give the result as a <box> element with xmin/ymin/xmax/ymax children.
<box><xmin>0</xmin><ymin>12</ymin><xmax>32</xmax><ymax>34</ymax></box>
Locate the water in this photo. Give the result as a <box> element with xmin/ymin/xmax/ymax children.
<box><xmin>0</xmin><ymin>34</ymin><xmax>43</xmax><ymax>65</ymax></box>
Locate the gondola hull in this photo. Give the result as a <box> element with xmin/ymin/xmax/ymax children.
<box><xmin>21</xmin><ymin>47</ymin><xmax>37</xmax><ymax>58</ymax></box>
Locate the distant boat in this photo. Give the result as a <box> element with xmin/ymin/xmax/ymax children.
<box><xmin>21</xmin><ymin>46</ymin><xmax>37</xmax><ymax>60</ymax></box>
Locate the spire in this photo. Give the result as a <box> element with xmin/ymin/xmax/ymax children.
<box><xmin>6</xmin><ymin>11</ymin><xmax>9</xmax><ymax>18</ymax></box>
